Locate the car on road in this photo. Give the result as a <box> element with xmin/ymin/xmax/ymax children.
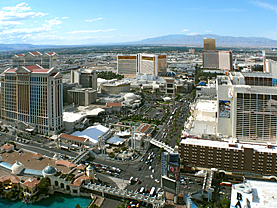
<box><xmin>138</xmin><ymin>167</ymin><xmax>141</xmax><ymax>171</ymax></box>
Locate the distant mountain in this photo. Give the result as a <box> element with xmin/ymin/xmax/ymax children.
<box><xmin>131</xmin><ymin>34</ymin><xmax>277</xmax><ymax>47</ymax></box>
<box><xmin>2</xmin><ymin>34</ymin><xmax>277</xmax><ymax>51</ymax></box>
<box><xmin>0</xmin><ymin>44</ymin><xmax>60</xmax><ymax>51</ymax></box>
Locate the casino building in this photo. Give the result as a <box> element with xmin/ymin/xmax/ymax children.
<box><xmin>117</xmin><ymin>53</ymin><xmax>167</xmax><ymax>76</ymax></box>
<box><xmin>1</xmin><ymin>65</ymin><xmax>63</xmax><ymax>135</ymax></box>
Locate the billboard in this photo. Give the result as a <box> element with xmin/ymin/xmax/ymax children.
<box><xmin>162</xmin><ymin>176</ymin><xmax>176</xmax><ymax>194</ymax></box>
<box><xmin>168</xmin><ymin>161</ymin><xmax>180</xmax><ymax>181</ymax></box>
<box><xmin>161</xmin><ymin>153</ymin><xmax>181</xmax><ymax>195</ymax></box>
<box><xmin>219</xmin><ymin>100</ymin><xmax>231</xmax><ymax>118</ymax></box>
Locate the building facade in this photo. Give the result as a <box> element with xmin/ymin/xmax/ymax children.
<box><xmin>1</xmin><ymin>65</ymin><xmax>63</xmax><ymax>135</ymax></box>
<box><xmin>99</xmin><ymin>81</ymin><xmax>130</xmax><ymax>94</ymax></box>
<box><xmin>117</xmin><ymin>54</ymin><xmax>138</xmax><ymax>75</ymax></box>
<box><xmin>203</xmin><ymin>50</ymin><xmax>232</xmax><ymax>70</ymax></box>
<box><xmin>217</xmin><ymin>72</ymin><xmax>277</xmax><ymax>143</ymax></box>
<box><xmin>179</xmin><ymin>138</ymin><xmax>277</xmax><ymax>179</ymax></box>
<box><xmin>263</xmin><ymin>50</ymin><xmax>277</xmax><ymax>71</ymax></box>
<box><xmin>203</xmin><ymin>38</ymin><xmax>216</xmax><ymax>50</ymax></box>
<box><xmin>138</xmin><ymin>54</ymin><xmax>158</xmax><ymax>76</ymax></box>
<box><xmin>67</xmin><ymin>88</ymin><xmax>97</xmax><ymax>106</ymax></box>
<box><xmin>71</xmin><ymin>69</ymin><xmax>97</xmax><ymax>90</ymax></box>
<box><xmin>12</xmin><ymin>52</ymin><xmax>58</xmax><ymax>69</ymax></box>
<box><xmin>117</xmin><ymin>53</ymin><xmax>167</xmax><ymax>76</ymax></box>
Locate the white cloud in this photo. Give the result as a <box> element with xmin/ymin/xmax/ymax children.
<box><xmin>86</xmin><ymin>17</ymin><xmax>103</xmax><ymax>22</ymax></box>
<box><xmin>253</xmin><ymin>0</ymin><xmax>277</xmax><ymax>13</ymax></box>
<box><xmin>187</xmin><ymin>32</ymin><xmax>199</xmax><ymax>35</ymax></box>
<box><xmin>0</xmin><ymin>26</ymin><xmax>51</xmax><ymax>35</ymax></box>
<box><xmin>68</xmin><ymin>28</ymin><xmax>116</xmax><ymax>34</ymax></box>
<box><xmin>3</xmin><ymin>2</ymin><xmax>31</xmax><ymax>11</ymax></box>
<box><xmin>206</xmin><ymin>30</ymin><xmax>212</xmax><ymax>33</ymax></box>
<box><xmin>0</xmin><ymin>21</ymin><xmax>22</xmax><ymax>29</ymax></box>
<box><xmin>182</xmin><ymin>29</ymin><xmax>189</xmax><ymax>32</ymax></box>
<box><xmin>45</xmin><ymin>17</ymin><xmax>62</xmax><ymax>27</ymax></box>
<box><xmin>0</xmin><ymin>2</ymin><xmax>48</xmax><ymax>23</ymax></box>
<box><xmin>62</xmin><ymin>17</ymin><xmax>69</xmax><ymax>19</ymax></box>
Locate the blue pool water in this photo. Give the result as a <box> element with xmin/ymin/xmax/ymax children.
<box><xmin>0</xmin><ymin>193</ymin><xmax>91</xmax><ymax>208</ymax></box>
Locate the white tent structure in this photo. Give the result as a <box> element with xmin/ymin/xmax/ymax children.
<box><xmin>71</xmin><ymin>124</ymin><xmax>109</xmax><ymax>144</ymax></box>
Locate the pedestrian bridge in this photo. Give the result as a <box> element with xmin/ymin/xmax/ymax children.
<box><xmin>150</xmin><ymin>138</ymin><xmax>174</xmax><ymax>153</ymax></box>
<box><xmin>83</xmin><ymin>183</ymin><xmax>165</xmax><ymax>208</ymax></box>
<box><xmin>72</xmin><ymin>150</ymin><xmax>90</xmax><ymax>163</ymax></box>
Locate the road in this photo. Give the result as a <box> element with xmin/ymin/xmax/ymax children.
<box><xmin>0</xmin><ymin>132</ymin><xmax>78</xmax><ymax>158</ymax></box>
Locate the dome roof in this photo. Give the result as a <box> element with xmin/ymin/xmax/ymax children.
<box><xmin>124</xmin><ymin>93</ymin><xmax>138</xmax><ymax>100</ymax></box>
<box><xmin>43</xmin><ymin>165</ymin><xmax>56</xmax><ymax>175</ymax></box>
<box><xmin>11</xmin><ymin>161</ymin><xmax>24</xmax><ymax>175</ymax></box>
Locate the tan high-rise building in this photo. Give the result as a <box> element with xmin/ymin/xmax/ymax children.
<box><xmin>1</xmin><ymin>65</ymin><xmax>63</xmax><ymax>135</ymax></box>
<box><xmin>117</xmin><ymin>53</ymin><xmax>167</xmax><ymax>76</ymax></box>
<box><xmin>117</xmin><ymin>54</ymin><xmax>138</xmax><ymax>75</ymax></box>
<box><xmin>203</xmin><ymin>38</ymin><xmax>216</xmax><ymax>50</ymax></box>
<box><xmin>12</xmin><ymin>51</ymin><xmax>58</xmax><ymax>69</ymax></box>
<box><xmin>203</xmin><ymin>50</ymin><xmax>232</xmax><ymax>70</ymax></box>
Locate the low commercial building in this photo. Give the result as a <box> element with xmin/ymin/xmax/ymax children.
<box><xmin>21</xmin><ymin>178</ymin><xmax>41</xmax><ymax>197</ymax></box>
<box><xmin>99</xmin><ymin>81</ymin><xmax>130</xmax><ymax>94</ymax></box>
<box><xmin>0</xmin><ymin>175</ymin><xmax>20</xmax><ymax>191</ymax></box>
<box><xmin>60</xmin><ymin>134</ymin><xmax>90</xmax><ymax>148</ymax></box>
<box><xmin>165</xmin><ymin>78</ymin><xmax>175</xmax><ymax>94</ymax></box>
<box><xmin>105</xmin><ymin>103</ymin><xmax>123</xmax><ymax>113</ymax></box>
<box><xmin>185</xmin><ymin>99</ymin><xmax>217</xmax><ymax>137</ymax></box>
<box><xmin>0</xmin><ymin>144</ymin><xmax>14</xmax><ymax>153</ymax></box>
<box><xmin>63</xmin><ymin>112</ymin><xmax>88</xmax><ymax>132</ymax></box>
<box><xmin>231</xmin><ymin>180</ymin><xmax>277</xmax><ymax>207</ymax></box>
<box><xmin>67</xmin><ymin>88</ymin><xmax>97</xmax><ymax>106</ymax></box>
<box><xmin>179</xmin><ymin>138</ymin><xmax>277</xmax><ymax>180</ymax></box>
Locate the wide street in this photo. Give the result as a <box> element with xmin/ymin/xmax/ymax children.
<box><xmin>0</xmin><ymin>91</ymin><xmax>194</xmax><ymax>201</ymax></box>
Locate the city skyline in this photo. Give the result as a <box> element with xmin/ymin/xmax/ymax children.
<box><xmin>1</xmin><ymin>1</ymin><xmax>277</xmax><ymax>45</ymax></box>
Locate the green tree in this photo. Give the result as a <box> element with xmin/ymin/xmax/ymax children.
<box><xmin>221</xmin><ymin>197</ymin><xmax>230</xmax><ymax>208</ymax></box>
<box><xmin>38</xmin><ymin>177</ymin><xmax>50</xmax><ymax>194</ymax></box>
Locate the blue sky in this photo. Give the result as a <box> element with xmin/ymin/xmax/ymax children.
<box><xmin>1</xmin><ymin>0</ymin><xmax>277</xmax><ymax>45</ymax></box>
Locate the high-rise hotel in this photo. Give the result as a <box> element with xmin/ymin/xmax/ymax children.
<box><xmin>1</xmin><ymin>64</ymin><xmax>63</xmax><ymax>135</ymax></box>
<box><xmin>117</xmin><ymin>53</ymin><xmax>167</xmax><ymax>76</ymax></box>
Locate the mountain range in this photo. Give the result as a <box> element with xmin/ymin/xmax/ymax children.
<box><xmin>131</xmin><ymin>34</ymin><xmax>277</xmax><ymax>47</ymax></box>
<box><xmin>1</xmin><ymin>34</ymin><xmax>277</xmax><ymax>51</ymax></box>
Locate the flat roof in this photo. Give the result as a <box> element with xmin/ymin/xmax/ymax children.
<box><xmin>195</xmin><ymin>100</ymin><xmax>217</xmax><ymax>112</ymax></box>
<box><xmin>232</xmin><ymin>180</ymin><xmax>277</xmax><ymax>207</ymax></box>
<box><xmin>63</xmin><ymin>112</ymin><xmax>86</xmax><ymax>123</ymax></box>
<box><xmin>180</xmin><ymin>138</ymin><xmax>277</xmax><ymax>153</ymax></box>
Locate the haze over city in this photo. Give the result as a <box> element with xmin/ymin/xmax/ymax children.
<box><xmin>1</xmin><ymin>0</ymin><xmax>277</xmax><ymax>45</ymax></box>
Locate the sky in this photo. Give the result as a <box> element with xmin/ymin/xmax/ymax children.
<box><xmin>1</xmin><ymin>0</ymin><xmax>277</xmax><ymax>45</ymax></box>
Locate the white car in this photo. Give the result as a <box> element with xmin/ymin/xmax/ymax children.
<box><xmin>150</xmin><ymin>175</ymin><xmax>154</xmax><ymax>179</ymax></box>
